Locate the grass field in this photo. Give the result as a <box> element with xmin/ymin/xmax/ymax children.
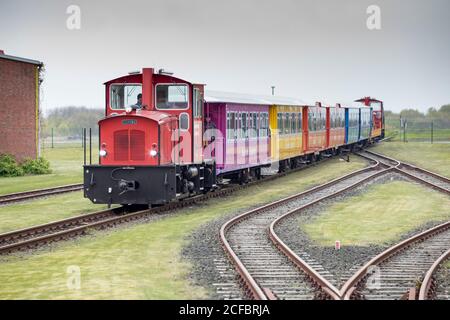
<box><xmin>372</xmin><ymin>141</ymin><xmax>450</xmax><ymax>178</ymax></box>
<box><xmin>302</xmin><ymin>181</ymin><xmax>450</xmax><ymax>247</ymax></box>
<box><xmin>0</xmin><ymin>157</ymin><xmax>367</xmax><ymax>299</ymax></box>
<box><xmin>0</xmin><ymin>146</ymin><xmax>97</xmax><ymax>195</ymax></box>
<box><xmin>0</xmin><ymin>192</ymin><xmax>112</xmax><ymax>234</ymax></box>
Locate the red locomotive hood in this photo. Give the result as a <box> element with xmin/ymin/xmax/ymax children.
<box><xmin>98</xmin><ymin>110</ymin><xmax>177</xmax><ymax>125</ymax></box>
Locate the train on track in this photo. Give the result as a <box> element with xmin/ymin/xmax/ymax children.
<box><xmin>83</xmin><ymin>68</ymin><xmax>385</xmax><ymax>206</ymax></box>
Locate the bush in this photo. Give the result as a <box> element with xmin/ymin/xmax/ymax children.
<box><xmin>21</xmin><ymin>157</ymin><xmax>52</xmax><ymax>175</ymax></box>
<box><xmin>0</xmin><ymin>154</ymin><xmax>24</xmax><ymax>177</ymax></box>
<box><xmin>0</xmin><ymin>155</ymin><xmax>52</xmax><ymax>177</ymax></box>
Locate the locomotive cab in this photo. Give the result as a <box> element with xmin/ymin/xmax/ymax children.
<box><xmin>83</xmin><ymin>68</ymin><xmax>216</xmax><ymax>206</ymax></box>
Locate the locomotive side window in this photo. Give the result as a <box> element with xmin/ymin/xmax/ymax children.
<box><xmin>193</xmin><ymin>88</ymin><xmax>203</xmax><ymax>117</ymax></box>
<box><xmin>179</xmin><ymin>113</ymin><xmax>189</xmax><ymax>131</ymax></box>
<box><xmin>155</xmin><ymin>84</ymin><xmax>189</xmax><ymax>109</ymax></box>
<box><xmin>110</xmin><ymin>84</ymin><xmax>142</xmax><ymax>109</ymax></box>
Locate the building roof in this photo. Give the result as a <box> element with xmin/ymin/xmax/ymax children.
<box><xmin>0</xmin><ymin>51</ymin><xmax>43</xmax><ymax>66</ymax></box>
<box><xmin>205</xmin><ymin>90</ymin><xmax>312</xmax><ymax>106</ymax></box>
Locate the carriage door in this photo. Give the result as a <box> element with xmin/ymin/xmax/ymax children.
<box><xmin>193</xmin><ymin>86</ymin><xmax>204</xmax><ymax>164</ymax></box>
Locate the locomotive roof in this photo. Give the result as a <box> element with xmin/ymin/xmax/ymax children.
<box><xmin>205</xmin><ymin>90</ymin><xmax>311</xmax><ymax>107</ymax></box>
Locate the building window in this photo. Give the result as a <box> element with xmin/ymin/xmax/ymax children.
<box><xmin>156</xmin><ymin>84</ymin><xmax>189</xmax><ymax>109</ymax></box>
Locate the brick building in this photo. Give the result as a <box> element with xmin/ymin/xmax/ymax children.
<box><xmin>0</xmin><ymin>50</ymin><xmax>43</xmax><ymax>161</ymax></box>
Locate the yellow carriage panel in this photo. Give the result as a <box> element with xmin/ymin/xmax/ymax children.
<box><xmin>269</xmin><ymin>105</ymin><xmax>303</xmax><ymax>161</ymax></box>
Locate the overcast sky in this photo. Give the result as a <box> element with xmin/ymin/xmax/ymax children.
<box><xmin>0</xmin><ymin>0</ymin><xmax>449</xmax><ymax>112</ymax></box>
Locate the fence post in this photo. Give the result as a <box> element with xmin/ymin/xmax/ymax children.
<box><xmin>403</xmin><ymin>119</ymin><xmax>407</xmax><ymax>143</ymax></box>
<box><xmin>89</xmin><ymin>128</ymin><xmax>92</xmax><ymax>165</ymax></box>
<box><xmin>431</xmin><ymin>121</ymin><xmax>433</xmax><ymax>144</ymax></box>
<box><xmin>83</xmin><ymin>128</ymin><xmax>86</xmax><ymax>166</ymax></box>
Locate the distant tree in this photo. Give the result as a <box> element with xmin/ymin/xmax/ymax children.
<box><xmin>399</xmin><ymin>109</ymin><xmax>425</xmax><ymax>119</ymax></box>
<box><xmin>42</xmin><ymin>106</ymin><xmax>103</xmax><ymax>138</ymax></box>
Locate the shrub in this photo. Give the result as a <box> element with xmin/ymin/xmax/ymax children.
<box><xmin>21</xmin><ymin>157</ymin><xmax>52</xmax><ymax>175</ymax></box>
<box><xmin>0</xmin><ymin>154</ymin><xmax>24</xmax><ymax>177</ymax></box>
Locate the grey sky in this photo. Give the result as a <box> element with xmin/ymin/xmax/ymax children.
<box><xmin>0</xmin><ymin>0</ymin><xmax>449</xmax><ymax>112</ymax></box>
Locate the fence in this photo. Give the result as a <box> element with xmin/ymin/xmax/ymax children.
<box><xmin>40</xmin><ymin>127</ymin><xmax>99</xmax><ymax>149</ymax></box>
<box><xmin>385</xmin><ymin>118</ymin><xmax>450</xmax><ymax>143</ymax></box>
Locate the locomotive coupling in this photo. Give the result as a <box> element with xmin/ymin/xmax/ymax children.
<box><xmin>118</xmin><ymin>179</ymin><xmax>138</xmax><ymax>195</ymax></box>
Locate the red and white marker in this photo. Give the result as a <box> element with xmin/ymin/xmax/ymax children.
<box><xmin>335</xmin><ymin>240</ymin><xmax>341</xmax><ymax>250</ymax></box>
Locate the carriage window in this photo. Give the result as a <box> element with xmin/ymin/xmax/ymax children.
<box><xmin>291</xmin><ymin>113</ymin><xmax>296</xmax><ymax>133</ymax></box>
<box><xmin>242</xmin><ymin>113</ymin><xmax>247</xmax><ymax>138</ymax></box>
<box><xmin>249</xmin><ymin>112</ymin><xmax>258</xmax><ymax>138</ymax></box>
<box><xmin>284</xmin><ymin>113</ymin><xmax>290</xmax><ymax>134</ymax></box>
<box><xmin>298</xmin><ymin>112</ymin><xmax>302</xmax><ymax>132</ymax></box>
<box><xmin>259</xmin><ymin>113</ymin><xmax>268</xmax><ymax>137</ymax></box>
<box><xmin>156</xmin><ymin>84</ymin><xmax>188</xmax><ymax>109</ymax></box>
<box><xmin>277</xmin><ymin>113</ymin><xmax>283</xmax><ymax>135</ymax></box>
<box><xmin>227</xmin><ymin>112</ymin><xmax>236</xmax><ymax>140</ymax></box>
<box><xmin>110</xmin><ymin>84</ymin><xmax>142</xmax><ymax>109</ymax></box>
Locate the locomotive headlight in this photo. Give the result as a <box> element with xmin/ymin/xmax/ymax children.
<box><xmin>125</xmin><ymin>106</ymin><xmax>132</xmax><ymax>113</ymax></box>
<box><xmin>99</xmin><ymin>149</ymin><xmax>107</xmax><ymax>157</ymax></box>
<box><xmin>150</xmin><ymin>143</ymin><xmax>158</xmax><ymax>157</ymax></box>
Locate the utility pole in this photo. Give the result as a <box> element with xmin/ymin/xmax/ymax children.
<box><xmin>271</xmin><ymin>86</ymin><xmax>275</xmax><ymax>96</ymax></box>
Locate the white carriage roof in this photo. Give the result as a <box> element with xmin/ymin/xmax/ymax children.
<box><xmin>205</xmin><ymin>90</ymin><xmax>312</xmax><ymax>106</ymax></box>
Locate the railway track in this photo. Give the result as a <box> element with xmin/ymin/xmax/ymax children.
<box><xmin>419</xmin><ymin>248</ymin><xmax>450</xmax><ymax>300</ymax></box>
<box><xmin>0</xmin><ymin>156</ymin><xmax>340</xmax><ymax>256</ymax></box>
<box><xmin>362</xmin><ymin>150</ymin><xmax>450</xmax><ymax>194</ymax></box>
<box><xmin>0</xmin><ymin>183</ymin><xmax>83</xmax><ymax>205</ymax></box>
<box><xmin>220</xmin><ymin>159</ymin><xmax>394</xmax><ymax>300</ymax></box>
<box><xmin>341</xmin><ymin>221</ymin><xmax>450</xmax><ymax>300</ymax></box>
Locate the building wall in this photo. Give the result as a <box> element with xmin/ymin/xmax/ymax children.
<box><xmin>0</xmin><ymin>59</ymin><xmax>38</xmax><ymax>161</ymax></box>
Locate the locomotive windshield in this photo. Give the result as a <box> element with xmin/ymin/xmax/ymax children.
<box><xmin>110</xmin><ymin>84</ymin><xmax>142</xmax><ymax>109</ymax></box>
<box><xmin>156</xmin><ymin>84</ymin><xmax>189</xmax><ymax>109</ymax></box>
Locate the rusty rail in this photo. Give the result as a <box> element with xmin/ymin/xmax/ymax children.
<box><xmin>340</xmin><ymin>221</ymin><xmax>450</xmax><ymax>300</ymax></box>
<box><xmin>220</xmin><ymin>159</ymin><xmax>387</xmax><ymax>300</ymax></box>
<box><xmin>0</xmin><ymin>183</ymin><xmax>83</xmax><ymax>205</ymax></box>
<box><xmin>363</xmin><ymin>150</ymin><xmax>450</xmax><ymax>195</ymax></box>
<box><xmin>268</xmin><ymin>166</ymin><xmax>394</xmax><ymax>300</ymax></box>
<box><xmin>419</xmin><ymin>248</ymin><xmax>450</xmax><ymax>300</ymax></box>
<box><xmin>0</xmin><ymin>156</ymin><xmax>340</xmax><ymax>255</ymax></box>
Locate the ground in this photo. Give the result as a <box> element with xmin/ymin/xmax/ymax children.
<box><xmin>0</xmin><ymin>145</ymin><xmax>97</xmax><ymax>195</ymax></box>
<box><xmin>0</xmin><ymin>157</ymin><xmax>366</xmax><ymax>299</ymax></box>
<box><xmin>372</xmin><ymin>141</ymin><xmax>450</xmax><ymax>177</ymax></box>
<box><xmin>301</xmin><ymin>180</ymin><xmax>450</xmax><ymax>246</ymax></box>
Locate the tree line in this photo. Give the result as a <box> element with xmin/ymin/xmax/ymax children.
<box><xmin>40</xmin><ymin>104</ymin><xmax>450</xmax><ymax>138</ymax></box>
<box><xmin>385</xmin><ymin>104</ymin><xmax>450</xmax><ymax>129</ymax></box>
<box><xmin>41</xmin><ymin>106</ymin><xmax>103</xmax><ymax>138</ymax></box>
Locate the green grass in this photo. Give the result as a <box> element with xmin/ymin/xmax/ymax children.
<box><xmin>0</xmin><ymin>192</ymin><xmax>112</xmax><ymax>234</ymax></box>
<box><xmin>373</xmin><ymin>141</ymin><xmax>450</xmax><ymax>178</ymax></box>
<box><xmin>302</xmin><ymin>181</ymin><xmax>450</xmax><ymax>247</ymax></box>
<box><xmin>0</xmin><ymin>156</ymin><xmax>367</xmax><ymax>299</ymax></box>
<box><xmin>0</xmin><ymin>146</ymin><xmax>98</xmax><ymax>195</ymax></box>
